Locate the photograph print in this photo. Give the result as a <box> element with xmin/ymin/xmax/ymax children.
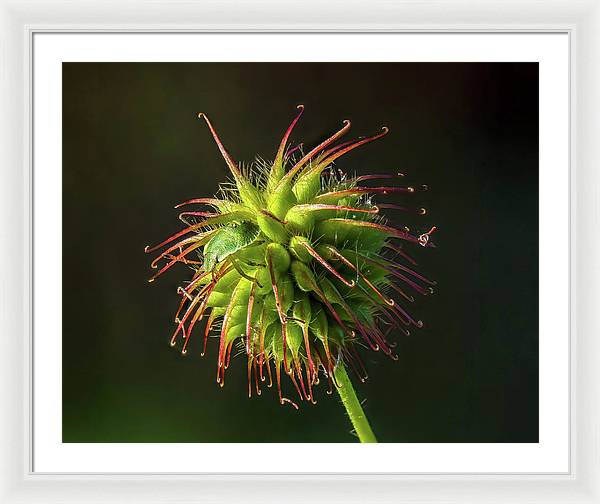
<box><xmin>62</xmin><ymin>62</ymin><xmax>538</xmax><ymax>443</ymax></box>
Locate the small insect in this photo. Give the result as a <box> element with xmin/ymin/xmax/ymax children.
<box><xmin>203</xmin><ymin>222</ymin><xmax>261</xmax><ymax>273</ymax></box>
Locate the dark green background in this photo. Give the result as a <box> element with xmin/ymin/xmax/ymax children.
<box><xmin>62</xmin><ymin>62</ymin><xmax>538</xmax><ymax>443</ymax></box>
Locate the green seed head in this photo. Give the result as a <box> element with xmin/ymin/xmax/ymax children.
<box><xmin>146</xmin><ymin>106</ymin><xmax>436</xmax><ymax>408</ymax></box>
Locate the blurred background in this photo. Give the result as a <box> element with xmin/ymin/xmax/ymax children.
<box><xmin>62</xmin><ymin>62</ymin><xmax>538</xmax><ymax>443</ymax></box>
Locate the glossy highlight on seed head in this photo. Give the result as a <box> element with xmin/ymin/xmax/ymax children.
<box><xmin>145</xmin><ymin>106</ymin><xmax>436</xmax><ymax>413</ymax></box>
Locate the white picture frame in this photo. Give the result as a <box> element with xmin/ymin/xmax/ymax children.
<box><xmin>1</xmin><ymin>0</ymin><xmax>598</xmax><ymax>502</ymax></box>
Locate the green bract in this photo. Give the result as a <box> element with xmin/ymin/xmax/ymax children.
<box><xmin>146</xmin><ymin>105</ymin><xmax>436</xmax><ymax>409</ymax></box>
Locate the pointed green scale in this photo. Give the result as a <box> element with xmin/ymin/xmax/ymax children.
<box><xmin>314</xmin><ymin>191</ymin><xmax>361</xmax><ymax>206</ymax></box>
<box><xmin>337</xmin><ymin>249</ymin><xmax>389</xmax><ymax>284</ymax></box>
<box><xmin>267</xmin><ymin>322</ymin><xmax>284</xmax><ymax>362</ymax></box>
<box><xmin>327</xmin><ymin>323</ymin><xmax>346</xmax><ymax>346</ymax></box>
<box><xmin>207</xmin><ymin>290</ymin><xmax>235</xmax><ymax>308</ymax></box>
<box><xmin>229</xmin><ymin>304</ymin><xmax>251</xmax><ymax>323</ymax></box>
<box><xmin>265</xmin><ymin>242</ymin><xmax>291</xmax><ymax>273</ymax></box>
<box><xmin>208</xmin><ymin>306</ymin><xmax>226</xmax><ymax>319</ymax></box>
<box><xmin>266</xmin><ymin>162</ymin><xmax>285</xmax><ymax>194</ymax></box>
<box><xmin>267</xmin><ymin>182</ymin><xmax>297</xmax><ymax>220</ymax></box>
<box><xmin>261</xmin><ymin>301</ymin><xmax>279</xmax><ymax>329</ymax></box>
<box><xmin>289</xmin><ymin>236</ymin><xmax>313</xmax><ymax>263</ymax></box>
<box><xmin>234</xmin><ymin>241</ymin><xmax>266</xmax><ymax>265</ymax></box>
<box><xmin>293</xmin><ymin>295</ymin><xmax>312</xmax><ymax>325</ymax></box>
<box><xmin>285</xmin><ymin>206</ymin><xmax>315</xmax><ymax>235</ymax></box>
<box><xmin>278</xmin><ymin>276</ymin><xmax>295</xmax><ymax>314</ymax></box>
<box><xmin>213</xmin><ymin>268</ymin><xmax>242</xmax><ymax>293</ymax></box>
<box><xmin>314</xmin><ymin>218</ymin><xmax>387</xmax><ymax>251</ymax></box>
<box><xmin>320</xmin><ymin>278</ymin><xmax>345</xmax><ymax>306</ymax></box>
<box><xmin>257</xmin><ymin>212</ymin><xmax>289</xmax><ymax>244</ymax></box>
<box><xmin>348</xmin><ymin>300</ymin><xmax>376</xmax><ymax>327</ymax></box>
<box><xmin>220</xmin><ymin>279</ymin><xmax>253</xmax><ymax>343</ymax></box>
<box><xmin>235</xmin><ymin>178</ymin><xmax>264</xmax><ymax>211</ymax></box>
<box><xmin>293</xmin><ymin>166</ymin><xmax>326</xmax><ymax>203</ymax></box>
<box><xmin>225</xmin><ymin>323</ymin><xmax>246</xmax><ymax>344</ymax></box>
<box><xmin>228</xmin><ymin>278</ymin><xmax>253</xmax><ymax>308</ymax></box>
<box><xmin>290</xmin><ymin>260</ymin><xmax>317</xmax><ymax>292</ymax></box>
<box><xmin>254</xmin><ymin>267</ymin><xmax>272</xmax><ymax>295</ymax></box>
<box><xmin>286</xmin><ymin>323</ymin><xmax>304</xmax><ymax>358</ymax></box>
<box><xmin>310</xmin><ymin>308</ymin><xmax>331</xmax><ymax>348</ymax></box>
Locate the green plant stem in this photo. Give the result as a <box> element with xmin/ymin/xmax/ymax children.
<box><xmin>334</xmin><ymin>364</ymin><xmax>377</xmax><ymax>443</ymax></box>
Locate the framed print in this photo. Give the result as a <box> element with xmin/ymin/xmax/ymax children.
<box><xmin>1</xmin><ymin>0</ymin><xmax>599</xmax><ymax>503</ymax></box>
<box><xmin>34</xmin><ymin>32</ymin><xmax>567</xmax><ymax>474</ymax></box>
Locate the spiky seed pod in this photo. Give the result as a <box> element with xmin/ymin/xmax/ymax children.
<box><xmin>146</xmin><ymin>105</ymin><xmax>436</xmax><ymax>409</ymax></box>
